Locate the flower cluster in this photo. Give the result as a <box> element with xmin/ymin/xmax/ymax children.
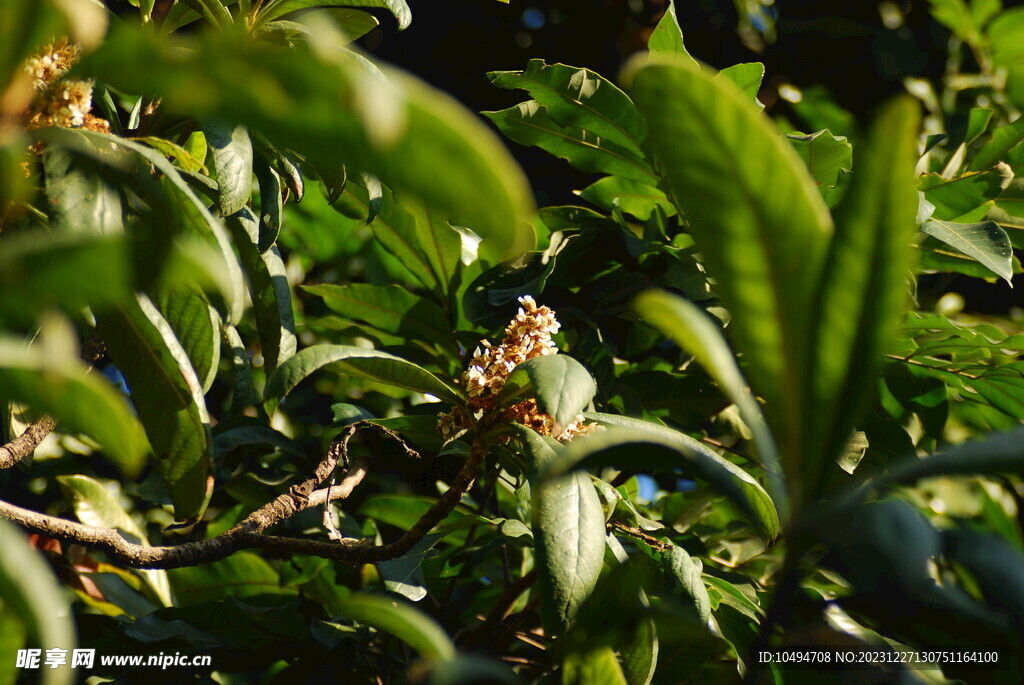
<box><xmin>22</xmin><ymin>39</ymin><xmax>108</xmax><ymax>132</ymax></box>
<box><xmin>438</xmin><ymin>296</ymin><xmax>600</xmax><ymax>442</ymax></box>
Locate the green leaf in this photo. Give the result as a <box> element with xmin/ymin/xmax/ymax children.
<box><xmin>36</xmin><ymin>127</ymin><xmax>246</xmax><ymax>324</ymax></box>
<box><xmin>716</xmin><ymin>62</ymin><xmax>765</xmax><ymax>109</ymax></box>
<box><xmin>56</xmin><ymin>475</ymin><xmax>172</xmax><ymax>607</ymax></box>
<box><xmin>168</xmin><ymin>551</ymin><xmax>286</xmax><ymax>605</ymax></box>
<box><xmin>562</xmin><ymin>645</ymin><xmax>628</xmax><ymax>685</ymax></box>
<box><xmin>0</xmin><ymin>333</ymin><xmax>146</xmax><ymax>474</ymax></box>
<box><xmin>944</xmin><ymin>528</ymin><xmax>1024</xmax><ymax>622</ymax></box>
<box><xmin>920</xmin><ymin>165</ymin><xmax>1013</xmax><ymax>221</ymax></box>
<box><xmin>804</xmin><ymin>97</ymin><xmax>920</xmax><ymax>499</ymax></box>
<box><xmin>203</xmin><ymin>120</ymin><xmax>254</xmax><ymax>216</ymax></box>
<box><xmin>661</xmin><ymin>545</ymin><xmax>711</xmax><ymax>625</ymax></box>
<box><xmin>256</xmin><ymin>0</ymin><xmax>411</xmax><ymax>31</ymax></box>
<box><xmin>633</xmin><ymin>290</ymin><xmax>785</xmax><ymax>516</ymax></box>
<box><xmin>648</xmin><ymin>0</ymin><xmax>697</xmax><ymax>63</ymax></box>
<box><xmin>43</xmin><ymin>145</ymin><xmax>124</xmax><ymax>234</ymax></box>
<box><xmin>82</xmin><ymin>27</ymin><xmax>534</xmax><ymax>261</ymax></box>
<box><xmin>367</xmin><ymin>190</ymin><xmax>463</xmax><ymax>298</ymax></box>
<box><xmin>424</xmin><ymin>655</ymin><xmax>520</xmax><ymax>685</ymax></box>
<box><xmin>377</xmin><ymin>535</ymin><xmax>440</xmax><ymax>602</ymax></box>
<box><xmin>488</xmin><ymin>59</ymin><xmax>646</xmax><ymax>157</ymax></box>
<box><xmin>152</xmin><ymin>285</ymin><xmax>221</xmax><ymax>394</ymax></box>
<box><xmin>304</xmin><ymin>283</ymin><xmax>456</xmax><ymax>351</ymax></box>
<box><xmin>0</xmin><ymin>520</ymin><xmax>76</xmax><ymax>685</ymax></box>
<box><xmin>965</xmin><ymin>107</ymin><xmax>994</xmax><ymax>146</ymax></box>
<box><xmin>575</xmin><ymin>415</ymin><xmax>780</xmax><ymax>539</ymax></box>
<box><xmin>178</xmin><ymin>0</ymin><xmax>234</xmax><ymax>29</ymax></box>
<box><xmin>624</xmin><ymin>54</ymin><xmax>832</xmax><ymax>487</ymax></box>
<box><xmin>969</xmin><ymin>114</ymin><xmax>1024</xmax><ymax>171</ymax></box>
<box><xmin>517</xmin><ymin>426</ymin><xmax>605</xmax><ymax>633</ymax></box>
<box><xmin>135</xmin><ymin>136</ymin><xmax>208</xmax><ymax>174</ymax></box>
<box><xmin>253</xmin><ymin>152</ymin><xmax>283</xmax><ymax>251</ymax></box>
<box><xmin>96</xmin><ymin>294</ymin><xmax>213</xmax><ymax>522</ymax></box>
<box><xmin>226</xmin><ymin>207</ymin><xmax>297</xmax><ymax>377</ymax></box>
<box><xmin>921</xmin><ymin>219</ymin><xmax>1014</xmax><ymax>284</ymax></box>
<box><xmin>483</xmin><ymin>100</ymin><xmax>657</xmax><ymax>184</ymax></box>
<box><xmin>264</xmin><ymin>344</ymin><xmax>464</xmax><ymax>408</ymax></box>
<box><xmin>988</xmin><ymin>8</ymin><xmax>1024</xmax><ymax>109</ymax></box>
<box><xmin>865</xmin><ymin>426</ymin><xmax>1024</xmax><ymax>491</ymax></box>
<box><xmin>786</xmin><ymin>129</ymin><xmax>853</xmax><ymax>192</ymax></box>
<box><xmin>0</xmin><ymin>232</ymin><xmax>133</xmax><ymax>327</ymax></box>
<box><xmin>498</xmin><ymin>354</ymin><xmax>597</xmax><ymax>433</ymax></box>
<box><xmin>341</xmin><ymin>593</ymin><xmax>455</xmax><ymax>660</ymax></box>
<box><xmin>576</xmin><ymin>176</ymin><xmax>674</xmax><ymax>221</ymax></box>
<box><xmin>223</xmin><ymin>323</ymin><xmax>256</xmax><ymax>413</ymax></box>
<box><xmin>702</xmin><ymin>575</ymin><xmax>764</xmax><ymax>620</ymax></box>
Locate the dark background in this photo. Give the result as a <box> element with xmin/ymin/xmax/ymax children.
<box><xmin>364</xmin><ymin>0</ymin><xmax>948</xmax><ymax>204</ymax></box>
<box><xmin>364</xmin><ymin>0</ymin><xmax>1023</xmax><ymax>312</ymax></box>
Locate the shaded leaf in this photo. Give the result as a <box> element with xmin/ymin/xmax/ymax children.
<box><xmin>255</xmin><ymin>0</ymin><xmax>411</xmax><ymax>31</ymax></box>
<box><xmin>264</xmin><ymin>344</ymin><xmax>464</xmax><ymax>408</ymax></box>
<box><xmin>575</xmin><ymin>415</ymin><xmax>779</xmax><ymax>539</ymax></box>
<box><xmin>786</xmin><ymin>129</ymin><xmax>852</xmax><ymax>192</ymax></box>
<box><xmin>340</xmin><ymin>593</ymin><xmax>456</xmax><ymax>661</ymax></box>
<box><xmin>0</xmin><ymin>332</ymin><xmax>146</xmax><ymax>473</ymax></box>
<box><xmin>226</xmin><ymin>207</ymin><xmax>297</xmax><ymax>377</ymax></box>
<box><xmin>56</xmin><ymin>475</ymin><xmax>172</xmax><ymax>607</ymax></box>
<box><xmin>96</xmin><ymin>294</ymin><xmax>213</xmax><ymax>522</ymax></box>
<box><xmin>152</xmin><ymin>285</ymin><xmax>221</xmax><ymax>394</ymax></box>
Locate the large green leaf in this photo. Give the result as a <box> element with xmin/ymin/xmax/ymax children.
<box><xmin>633</xmin><ymin>290</ymin><xmax>785</xmax><ymax>518</ymax></box>
<box><xmin>96</xmin><ymin>294</ymin><xmax>213</xmax><ymax>522</ymax></box>
<box><xmin>483</xmin><ymin>100</ymin><xmax>657</xmax><ymax>184</ymax></box>
<box><xmin>264</xmin><ymin>344</ymin><xmax>464</xmax><ymax>407</ymax></box>
<box><xmin>488</xmin><ymin>59</ymin><xmax>646</xmax><ymax>156</ymax></box>
<box><xmin>203</xmin><ymin>120</ymin><xmax>253</xmax><ymax>216</ymax></box>
<box><xmin>497</xmin><ymin>354</ymin><xmax>597</xmax><ymax>432</ymax></box>
<box><xmin>303</xmin><ymin>283</ymin><xmax>456</xmax><ymax>350</ymax></box>
<box><xmin>864</xmin><ymin>426</ymin><xmax>1024</xmax><ymax>492</ymax></box>
<box><xmin>0</xmin><ymin>520</ymin><xmax>76</xmax><ymax>685</ymax></box>
<box><xmin>803</xmin><ymin>97</ymin><xmax>920</xmax><ymax>500</ymax></box>
<box><xmin>152</xmin><ymin>285</ymin><xmax>221</xmax><ymax>394</ymax></box>
<box><xmin>255</xmin><ymin>0</ymin><xmax>411</xmax><ymax>30</ymax></box>
<box><xmin>56</xmin><ymin>475</ymin><xmax>172</xmax><ymax>607</ymax></box>
<box><xmin>574</xmin><ymin>415</ymin><xmax>780</xmax><ymax>539</ymax></box>
<box><xmin>623</xmin><ymin>54</ymin><xmax>833</xmax><ymax>469</ymax></box>
<box><xmin>226</xmin><ymin>207</ymin><xmax>297</xmax><ymax>377</ymax></box>
<box><xmin>82</xmin><ymin>25</ymin><xmax>534</xmax><ymax>260</ymax></box>
<box><xmin>0</xmin><ymin>232</ymin><xmax>133</xmax><ymax>327</ymax></box>
<box><xmin>340</xmin><ymin>593</ymin><xmax>456</xmax><ymax>661</ymax></box>
<box><xmin>0</xmin><ymin>332</ymin><xmax>146</xmax><ymax>474</ymax></box>
<box><xmin>920</xmin><ymin>219</ymin><xmax>1014</xmax><ymax>284</ymax></box>
<box><xmin>517</xmin><ymin>427</ymin><xmax>605</xmax><ymax>633</ymax></box>
<box><xmin>969</xmin><ymin>116</ymin><xmax>1024</xmax><ymax>171</ymax></box>
<box><xmin>36</xmin><ymin>127</ymin><xmax>246</xmax><ymax>324</ymax></box>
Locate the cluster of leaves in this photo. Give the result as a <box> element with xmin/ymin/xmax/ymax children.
<box><xmin>1</xmin><ymin>1</ymin><xmax>1024</xmax><ymax>684</ymax></box>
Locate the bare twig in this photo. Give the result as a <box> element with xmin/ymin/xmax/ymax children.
<box><xmin>0</xmin><ymin>415</ymin><xmax>57</xmax><ymax>469</ymax></box>
<box><xmin>0</xmin><ymin>421</ymin><xmax>487</xmax><ymax>569</ymax></box>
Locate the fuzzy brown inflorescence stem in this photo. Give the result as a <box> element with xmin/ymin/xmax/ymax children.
<box><xmin>0</xmin><ymin>421</ymin><xmax>487</xmax><ymax>569</ymax></box>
